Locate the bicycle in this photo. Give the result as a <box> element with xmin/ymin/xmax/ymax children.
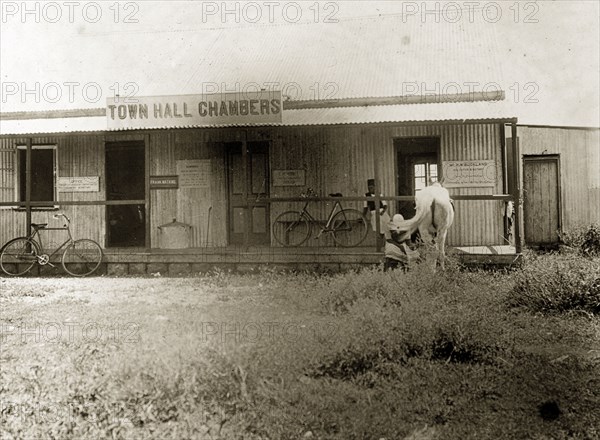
<box><xmin>0</xmin><ymin>213</ymin><xmax>103</xmax><ymax>277</ymax></box>
<box><xmin>272</xmin><ymin>188</ymin><xmax>368</xmax><ymax>247</ymax></box>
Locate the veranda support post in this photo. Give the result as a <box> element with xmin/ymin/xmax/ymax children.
<box><xmin>25</xmin><ymin>138</ymin><xmax>32</xmax><ymax>237</ymax></box>
<box><xmin>373</xmin><ymin>144</ymin><xmax>381</xmax><ymax>252</ymax></box>
<box><xmin>511</xmin><ymin>122</ymin><xmax>523</xmax><ymax>253</ymax></box>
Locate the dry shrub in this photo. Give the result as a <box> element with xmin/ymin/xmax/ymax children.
<box><xmin>507</xmin><ymin>254</ymin><xmax>600</xmax><ymax>314</ymax></box>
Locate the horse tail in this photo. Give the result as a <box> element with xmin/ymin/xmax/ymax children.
<box><xmin>400</xmin><ymin>202</ymin><xmax>432</xmax><ymax>236</ymax></box>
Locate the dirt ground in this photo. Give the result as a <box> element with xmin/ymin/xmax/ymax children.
<box><xmin>1</xmin><ymin>268</ymin><xmax>599</xmax><ymax>439</ymax></box>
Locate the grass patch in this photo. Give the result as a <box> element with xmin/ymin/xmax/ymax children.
<box><xmin>1</xmin><ymin>257</ymin><xmax>599</xmax><ymax>439</ymax></box>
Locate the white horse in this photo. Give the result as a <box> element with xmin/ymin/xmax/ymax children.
<box><xmin>396</xmin><ymin>182</ymin><xmax>455</xmax><ymax>270</ymax></box>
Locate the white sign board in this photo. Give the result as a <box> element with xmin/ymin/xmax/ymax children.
<box><xmin>106</xmin><ymin>91</ymin><xmax>282</xmax><ymax>130</ymax></box>
<box><xmin>272</xmin><ymin>170</ymin><xmax>306</xmax><ymax>187</ymax></box>
<box><xmin>176</xmin><ymin>160</ymin><xmax>211</xmax><ymax>189</ymax></box>
<box><xmin>57</xmin><ymin>176</ymin><xmax>99</xmax><ymax>192</ymax></box>
<box><xmin>443</xmin><ymin>160</ymin><xmax>497</xmax><ymax>188</ymax></box>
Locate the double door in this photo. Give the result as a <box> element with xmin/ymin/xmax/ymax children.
<box><xmin>227</xmin><ymin>141</ymin><xmax>270</xmax><ymax>245</ymax></box>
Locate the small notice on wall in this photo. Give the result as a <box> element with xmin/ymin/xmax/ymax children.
<box><xmin>273</xmin><ymin>170</ymin><xmax>306</xmax><ymax>187</ymax></box>
<box><xmin>176</xmin><ymin>160</ymin><xmax>211</xmax><ymax>189</ymax></box>
<box><xmin>57</xmin><ymin>176</ymin><xmax>99</xmax><ymax>192</ymax></box>
<box><xmin>442</xmin><ymin>160</ymin><xmax>497</xmax><ymax>188</ymax></box>
<box><xmin>150</xmin><ymin>175</ymin><xmax>179</xmax><ymax>189</ymax></box>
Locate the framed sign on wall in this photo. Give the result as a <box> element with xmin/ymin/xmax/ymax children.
<box><xmin>442</xmin><ymin>160</ymin><xmax>497</xmax><ymax>188</ymax></box>
<box><xmin>272</xmin><ymin>170</ymin><xmax>306</xmax><ymax>187</ymax></box>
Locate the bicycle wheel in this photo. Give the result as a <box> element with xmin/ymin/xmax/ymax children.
<box><xmin>0</xmin><ymin>237</ymin><xmax>40</xmax><ymax>276</ymax></box>
<box><xmin>331</xmin><ymin>209</ymin><xmax>369</xmax><ymax>247</ymax></box>
<box><xmin>272</xmin><ymin>211</ymin><xmax>311</xmax><ymax>246</ymax></box>
<box><xmin>62</xmin><ymin>239</ymin><xmax>103</xmax><ymax>277</ymax></box>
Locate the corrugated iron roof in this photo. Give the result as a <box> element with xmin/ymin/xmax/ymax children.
<box><xmin>147</xmin><ymin>17</ymin><xmax>504</xmax><ymax>101</ymax></box>
<box><xmin>283</xmin><ymin>100</ymin><xmax>514</xmax><ymax>125</ymax></box>
<box><xmin>0</xmin><ymin>100</ymin><xmax>515</xmax><ymax>135</ymax></box>
<box><xmin>0</xmin><ymin>116</ymin><xmax>106</xmax><ymax>135</ymax></box>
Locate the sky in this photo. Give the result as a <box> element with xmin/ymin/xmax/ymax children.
<box><xmin>1</xmin><ymin>1</ymin><xmax>599</xmax><ymax>127</ymax></box>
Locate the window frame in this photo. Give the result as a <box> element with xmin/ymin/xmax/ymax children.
<box><xmin>14</xmin><ymin>144</ymin><xmax>59</xmax><ymax>211</ymax></box>
<box><xmin>412</xmin><ymin>155</ymin><xmax>439</xmax><ymax>194</ymax></box>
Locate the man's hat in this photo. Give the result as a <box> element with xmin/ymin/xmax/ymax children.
<box><xmin>392</xmin><ymin>214</ymin><xmax>405</xmax><ymax>226</ymax></box>
<box><xmin>367</xmin><ymin>178</ymin><xmax>375</xmax><ymax>186</ymax></box>
<box><xmin>391</xmin><ymin>213</ymin><xmax>412</xmax><ymax>234</ymax></box>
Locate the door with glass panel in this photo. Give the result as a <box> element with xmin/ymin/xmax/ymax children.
<box><xmin>226</xmin><ymin>141</ymin><xmax>270</xmax><ymax>245</ymax></box>
<box><xmin>395</xmin><ymin>137</ymin><xmax>440</xmax><ymax>220</ymax></box>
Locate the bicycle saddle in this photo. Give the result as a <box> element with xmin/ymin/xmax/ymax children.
<box><xmin>329</xmin><ymin>193</ymin><xmax>343</xmax><ymax>197</ymax></box>
<box><xmin>31</xmin><ymin>223</ymin><xmax>47</xmax><ymax>229</ymax></box>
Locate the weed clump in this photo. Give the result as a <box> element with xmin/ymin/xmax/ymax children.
<box><xmin>507</xmin><ymin>254</ymin><xmax>600</xmax><ymax>314</ymax></box>
<box><xmin>560</xmin><ymin>224</ymin><xmax>600</xmax><ymax>257</ymax></box>
<box><xmin>310</xmin><ymin>303</ymin><xmax>508</xmax><ymax>382</ymax></box>
<box><xmin>309</xmin><ymin>325</ymin><xmax>505</xmax><ymax>382</ymax></box>
<box><xmin>582</xmin><ymin>224</ymin><xmax>600</xmax><ymax>256</ymax></box>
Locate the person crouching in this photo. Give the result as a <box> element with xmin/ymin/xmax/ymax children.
<box><xmin>384</xmin><ymin>214</ymin><xmax>421</xmax><ymax>272</ymax></box>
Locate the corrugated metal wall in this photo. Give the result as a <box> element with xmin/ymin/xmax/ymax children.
<box><xmin>0</xmin><ymin>135</ymin><xmax>104</xmax><ymax>248</ymax></box>
<box><xmin>153</xmin><ymin>130</ymin><xmax>228</xmax><ymax>247</ymax></box>
<box><xmin>516</xmin><ymin>126</ymin><xmax>600</xmax><ymax>230</ymax></box>
<box><xmin>0</xmin><ymin>122</ymin><xmax>506</xmax><ymax>249</ymax></box>
<box><xmin>268</xmin><ymin>123</ymin><xmax>504</xmax><ymax>246</ymax></box>
<box><xmin>0</xmin><ymin>137</ymin><xmax>23</xmax><ymax>246</ymax></box>
<box><xmin>383</xmin><ymin>123</ymin><xmax>504</xmax><ymax>247</ymax></box>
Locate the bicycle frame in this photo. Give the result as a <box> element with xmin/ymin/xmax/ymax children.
<box><xmin>1</xmin><ymin>213</ymin><xmax>103</xmax><ymax>277</ymax></box>
<box><xmin>27</xmin><ymin>218</ymin><xmax>74</xmax><ymax>264</ymax></box>
<box><xmin>299</xmin><ymin>199</ymin><xmax>345</xmax><ymax>237</ymax></box>
<box><xmin>273</xmin><ymin>192</ymin><xmax>368</xmax><ymax>248</ymax></box>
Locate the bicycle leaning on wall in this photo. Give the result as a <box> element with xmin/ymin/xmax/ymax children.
<box><xmin>272</xmin><ymin>188</ymin><xmax>368</xmax><ymax>247</ymax></box>
<box><xmin>0</xmin><ymin>213</ymin><xmax>103</xmax><ymax>277</ymax></box>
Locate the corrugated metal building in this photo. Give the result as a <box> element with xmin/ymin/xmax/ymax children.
<box><xmin>2</xmin><ymin>14</ymin><xmax>596</xmax><ymax>270</ymax></box>
<box><xmin>507</xmin><ymin>125</ymin><xmax>600</xmax><ymax>246</ymax></box>
<box><xmin>0</xmin><ymin>95</ymin><xmax>518</xmax><ymax>253</ymax></box>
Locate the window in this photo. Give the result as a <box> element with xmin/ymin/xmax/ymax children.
<box><xmin>17</xmin><ymin>146</ymin><xmax>56</xmax><ymax>208</ymax></box>
<box><xmin>413</xmin><ymin>160</ymin><xmax>438</xmax><ymax>193</ymax></box>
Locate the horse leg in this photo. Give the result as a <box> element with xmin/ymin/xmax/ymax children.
<box><xmin>437</xmin><ymin>228</ymin><xmax>448</xmax><ymax>270</ymax></box>
<box><xmin>418</xmin><ymin>226</ymin><xmax>438</xmax><ymax>271</ymax></box>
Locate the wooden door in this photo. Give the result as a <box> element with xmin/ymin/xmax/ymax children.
<box><xmin>523</xmin><ymin>156</ymin><xmax>561</xmax><ymax>245</ymax></box>
<box><xmin>105</xmin><ymin>141</ymin><xmax>146</xmax><ymax>247</ymax></box>
<box><xmin>227</xmin><ymin>141</ymin><xmax>270</xmax><ymax>245</ymax></box>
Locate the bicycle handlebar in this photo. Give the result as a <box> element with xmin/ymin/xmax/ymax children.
<box><xmin>53</xmin><ymin>213</ymin><xmax>71</xmax><ymax>223</ymax></box>
<box><xmin>300</xmin><ymin>188</ymin><xmax>343</xmax><ymax>198</ymax></box>
<box><xmin>300</xmin><ymin>188</ymin><xmax>319</xmax><ymax>198</ymax></box>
